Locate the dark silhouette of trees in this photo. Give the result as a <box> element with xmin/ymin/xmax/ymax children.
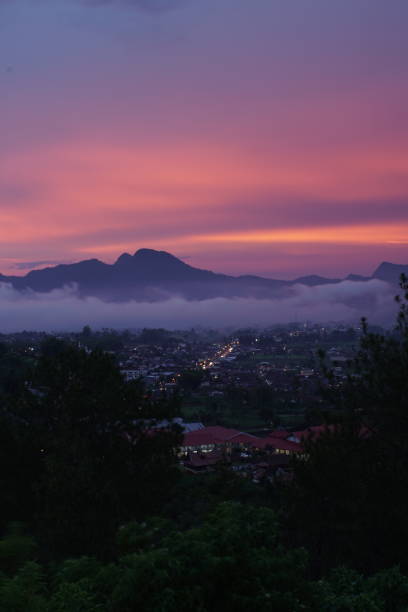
<box><xmin>0</xmin><ymin>339</ymin><xmax>182</xmax><ymax>559</ymax></box>
<box><xmin>289</xmin><ymin>276</ymin><xmax>408</xmax><ymax>574</ymax></box>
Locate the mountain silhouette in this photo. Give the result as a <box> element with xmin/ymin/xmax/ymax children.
<box><xmin>0</xmin><ymin>249</ymin><xmax>406</xmax><ymax>302</ymax></box>
<box><xmin>372</xmin><ymin>262</ymin><xmax>408</xmax><ymax>285</ymax></box>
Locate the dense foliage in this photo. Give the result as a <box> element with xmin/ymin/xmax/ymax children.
<box><xmin>288</xmin><ymin>277</ymin><xmax>408</xmax><ymax>575</ymax></box>
<box><xmin>2</xmin><ymin>509</ymin><xmax>408</xmax><ymax>611</ymax></box>
<box><xmin>0</xmin><ymin>339</ymin><xmax>182</xmax><ymax>559</ymax></box>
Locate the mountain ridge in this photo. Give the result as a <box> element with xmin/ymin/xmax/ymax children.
<box><xmin>0</xmin><ymin>249</ymin><xmax>406</xmax><ymax>302</ymax></box>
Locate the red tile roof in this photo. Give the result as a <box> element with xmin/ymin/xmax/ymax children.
<box><xmin>268</xmin><ymin>429</ymin><xmax>290</xmax><ymax>439</ymax></box>
<box><xmin>268</xmin><ymin>437</ymin><xmax>303</xmax><ymax>452</ymax></box>
<box><xmin>183</xmin><ymin>426</ymin><xmax>257</xmax><ymax>448</ymax></box>
<box><xmin>230</xmin><ymin>433</ymin><xmax>259</xmax><ymax>444</ymax></box>
<box><xmin>252</xmin><ymin>436</ymin><xmax>302</xmax><ymax>452</ymax></box>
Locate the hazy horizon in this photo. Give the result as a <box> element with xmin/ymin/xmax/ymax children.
<box><xmin>0</xmin><ymin>277</ymin><xmax>398</xmax><ymax>332</ymax></box>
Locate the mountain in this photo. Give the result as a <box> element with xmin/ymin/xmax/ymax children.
<box><xmin>0</xmin><ymin>249</ymin><xmax>405</xmax><ymax>302</ymax></box>
<box><xmin>1</xmin><ymin>249</ymin><xmax>289</xmax><ymax>301</ymax></box>
<box><xmin>346</xmin><ymin>274</ymin><xmax>372</xmax><ymax>282</ymax></box>
<box><xmin>372</xmin><ymin>262</ymin><xmax>408</xmax><ymax>285</ymax></box>
<box><xmin>293</xmin><ymin>274</ymin><xmax>340</xmax><ymax>286</ymax></box>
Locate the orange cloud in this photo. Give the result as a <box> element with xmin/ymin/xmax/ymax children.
<box><xmin>0</xmin><ymin>139</ymin><xmax>407</xmax><ymax>276</ymax></box>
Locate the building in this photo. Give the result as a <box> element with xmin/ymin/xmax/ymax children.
<box><xmin>251</xmin><ymin>434</ymin><xmax>303</xmax><ymax>456</ymax></box>
<box><xmin>180</xmin><ymin>426</ymin><xmax>257</xmax><ymax>455</ymax></box>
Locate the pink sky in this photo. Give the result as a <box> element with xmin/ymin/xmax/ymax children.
<box><xmin>0</xmin><ymin>0</ymin><xmax>407</xmax><ymax>279</ymax></box>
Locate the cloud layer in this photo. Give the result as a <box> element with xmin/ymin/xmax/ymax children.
<box><xmin>0</xmin><ymin>280</ymin><xmax>397</xmax><ymax>332</ymax></box>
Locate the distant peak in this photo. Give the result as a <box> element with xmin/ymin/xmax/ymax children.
<box><xmin>376</xmin><ymin>261</ymin><xmax>393</xmax><ymax>269</ymax></box>
<box><xmin>134</xmin><ymin>248</ymin><xmax>176</xmax><ymax>258</ymax></box>
<box><xmin>115</xmin><ymin>249</ymin><xmax>182</xmax><ymax>266</ymax></box>
<box><xmin>134</xmin><ymin>248</ymin><xmax>156</xmax><ymax>255</ymax></box>
<box><xmin>372</xmin><ymin>261</ymin><xmax>408</xmax><ymax>283</ymax></box>
<box><xmin>133</xmin><ymin>248</ymin><xmax>187</xmax><ymax>265</ymax></box>
<box><xmin>114</xmin><ymin>252</ymin><xmax>132</xmax><ymax>265</ymax></box>
<box><xmin>373</xmin><ymin>261</ymin><xmax>404</xmax><ymax>275</ymax></box>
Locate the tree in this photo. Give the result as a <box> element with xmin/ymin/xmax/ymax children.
<box><xmin>178</xmin><ymin>369</ymin><xmax>204</xmax><ymax>392</ymax></box>
<box><xmin>110</xmin><ymin>503</ymin><xmax>314</xmax><ymax>612</ymax></box>
<box><xmin>317</xmin><ymin>565</ymin><xmax>408</xmax><ymax>611</ymax></box>
<box><xmin>0</xmin><ymin>523</ymin><xmax>37</xmax><ymax>576</ymax></box>
<box><xmin>289</xmin><ymin>276</ymin><xmax>408</xmax><ymax>573</ymax></box>
<box><xmin>4</xmin><ymin>340</ymin><xmax>182</xmax><ymax>559</ymax></box>
<box><xmin>0</xmin><ymin>561</ymin><xmax>47</xmax><ymax>612</ymax></box>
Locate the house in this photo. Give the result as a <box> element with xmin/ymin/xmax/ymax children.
<box><xmin>251</xmin><ymin>435</ymin><xmax>303</xmax><ymax>456</ymax></box>
<box><xmin>181</xmin><ymin>423</ymin><xmax>341</xmax><ymax>461</ymax></box>
<box><xmin>180</xmin><ymin>426</ymin><xmax>258</xmax><ymax>455</ymax></box>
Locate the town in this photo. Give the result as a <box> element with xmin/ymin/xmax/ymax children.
<box><xmin>0</xmin><ymin>322</ymin><xmax>363</xmax><ymax>484</ymax></box>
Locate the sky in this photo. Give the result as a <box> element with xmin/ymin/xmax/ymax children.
<box><xmin>1</xmin><ymin>0</ymin><xmax>408</xmax><ymax>279</ymax></box>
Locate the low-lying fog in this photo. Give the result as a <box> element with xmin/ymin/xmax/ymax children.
<box><xmin>0</xmin><ymin>279</ymin><xmax>399</xmax><ymax>332</ymax></box>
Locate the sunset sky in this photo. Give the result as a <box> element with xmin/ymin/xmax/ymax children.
<box><xmin>1</xmin><ymin>0</ymin><xmax>407</xmax><ymax>279</ymax></box>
